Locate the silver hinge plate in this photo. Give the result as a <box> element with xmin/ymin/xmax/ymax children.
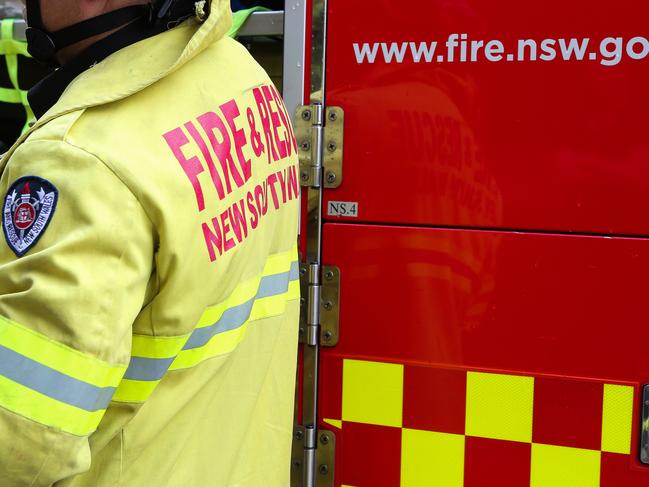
<box><xmin>291</xmin><ymin>426</ymin><xmax>336</xmax><ymax>487</ymax></box>
<box><xmin>296</xmin><ymin>106</ymin><xmax>344</xmax><ymax>189</ymax></box>
<box><xmin>299</xmin><ymin>264</ymin><xmax>340</xmax><ymax>347</ymax></box>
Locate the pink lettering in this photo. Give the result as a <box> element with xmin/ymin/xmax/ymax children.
<box><xmin>220</xmin><ymin>100</ymin><xmax>252</xmax><ymax>183</ymax></box>
<box><xmin>267</xmin><ymin>172</ymin><xmax>281</xmax><ymax>210</ymax></box>
<box><xmin>184</xmin><ymin>121</ymin><xmax>226</xmax><ymax>200</ymax></box>
<box><xmin>229</xmin><ymin>199</ymin><xmax>248</xmax><ymax>243</ymax></box>
<box><xmin>263</xmin><ymin>85</ymin><xmax>287</xmax><ymax>160</ymax></box>
<box><xmin>220</xmin><ymin>209</ymin><xmax>236</xmax><ymax>252</ymax></box>
<box><xmin>197</xmin><ymin>111</ymin><xmax>244</xmax><ymax>195</ymax></box>
<box><xmin>163</xmin><ymin>127</ymin><xmax>205</xmax><ymax>211</ymax></box>
<box><xmin>202</xmin><ymin>219</ymin><xmax>223</xmax><ymax>262</ymax></box>
<box><xmin>253</xmin><ymin>87</ymin><xmax>279</xmax><ymax>163</ymax></box>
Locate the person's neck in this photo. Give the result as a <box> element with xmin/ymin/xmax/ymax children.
<box><xmin>55</xmin><ymin>2</ymin><xmax>149</xmax><ymax>65</ymax></box>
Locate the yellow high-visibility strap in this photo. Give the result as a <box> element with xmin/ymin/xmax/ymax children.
<box><xmin>0</xmin><ymin>18</ymin><xmax>35</xmax><ymax>133</ymax></box>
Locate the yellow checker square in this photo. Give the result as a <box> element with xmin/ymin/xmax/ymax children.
<box><xmin>601</xmin><ymin>383</ymin><xmax>634</xmax><ymax>454</ymax></box>
<box><xmin>342</xmin><ymin>359</ymin><xmax>403</xmax><ymax>428</ymax></box>
<box><xmin>531</xmin><ymin>443</ymin><xmax>600</xmax><ymax>487</ymax></box>
<box><xmin>401</xmin><ymin>428</ymin><xmax>465</xmax><ymax>487</ymax></box>
<box><xmin>465</xmin><ymin>371</ymin><xmax>534</xmax><ymax>443</ymax></box>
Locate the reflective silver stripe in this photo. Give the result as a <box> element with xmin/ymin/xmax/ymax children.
<box><xmin>0</xmin><ymin>344</ymin><xmax>116</xmax><ymax>412</ymax></box>
<box><xmin>257</xmin><ymin>273</ymin><xmax>290</xmax><ymax>299</ymax></box>
<box><xmin>288</xmin><ymin>261</ymin><xmax>300</xmax><ymax>281</ymax></box>
<box><xmin>123</xmin><ymin>356</ymin><xmax>175</xmax><ymax>382</ymax></box>
<box><xmin>184</xmin><ymin>299</ymin><xmax>254</xmax><ymax>350</ymax></box>
<box><xmin>123</xmin><ymin>261</ymin><xmax>300</xmax><ymax>382</ymax></box>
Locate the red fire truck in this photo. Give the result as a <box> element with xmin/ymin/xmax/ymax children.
<box><xmin>272</xmin><ymin>0</ymin><xmax>649</xmax><ymax>485</ymax></box>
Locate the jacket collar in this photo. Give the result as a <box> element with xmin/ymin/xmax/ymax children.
<box><xmin>1</xmin><ymin>0</ymin><xmax>231</xmax><ymax>167</ymax></box>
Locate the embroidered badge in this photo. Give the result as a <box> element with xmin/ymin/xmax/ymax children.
<box><xmin>2</xmin><ymin>176</ymin><xmax>58</xmax><ymax>257</ymax></box>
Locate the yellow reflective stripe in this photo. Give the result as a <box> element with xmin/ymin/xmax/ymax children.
<box><xmin>196</xmin><ymin>244</ymin><xmax>298</xmax><ymax>329</ymax></box>
<box><xmin>250</xmin><ymin>293</ymin><xmax>289</xmax><ymax>321</ymax></box>
<box><xmin>130</xmin><ymin>333</ymin><xmax>189</xmax><ymax>360</ymax></box>
<box><xmin>263</xmin><ymin>245</ymin><xmax>296</xmax><ymax>276</ymax></box>
<box><xmin>0</xmin><ymin>374</ymin><xmax>104</xmax><ymax>436</ymax></box>
<box><xmin>287</xmin><ymin>279</ymin><xmax>300</xmax><ymax>300</ymax></box>
<box><xmin>111</xmin><ymin>377</ymin><xmax>159</xmax><ymax>403</ymax></box>
<box><xmin>196</xmin><ymin>277</ymin><xmax>260</xmax><ymax>329</ymax></box>
<box><xmin>170</xmin><ymin>325</ymin><xmax>248</xmax><ymax>371</ymax></box>
<box><xmin>173</xmin><ymin>290</ymin><xmax>295</xmax><ymax>372</ymax></box>
<box><xmin>113</xmin><ymin>246</ymin><xmax>299</xmax><ymax>403</ymax></box>
<box><xmin>0</xmin><ymin>315</ymin><xmax>126</xmax><ymax>388</ymax></box>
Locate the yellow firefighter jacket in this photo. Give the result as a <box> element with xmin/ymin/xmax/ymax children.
<box><xmin>0</xmin><ymin>1</ymin><xmax>300</xmax><ymax>485</ymax></box>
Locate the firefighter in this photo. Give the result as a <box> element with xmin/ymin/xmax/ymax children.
<box><xmin>0</xmin><ymin>0</ymin><xmax>300</xmax><ymax>486</ymax></box>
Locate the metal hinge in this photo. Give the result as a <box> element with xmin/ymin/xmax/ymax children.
<box><xmin>299</xmin><ymin>264</ymin><xmax>340</xmax><ymax>347</ymax></box>
<box><xmin>296</xmin><ymin>105</ymin><xmax>344</xmax><ymax>189</ymax></box>
<box><xmin>291</xmin><ymin>426</ymin><xmax>336</xmax><ymax>487</ymax></box>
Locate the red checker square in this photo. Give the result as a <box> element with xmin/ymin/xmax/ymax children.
<box><xmin>403</xmin><ymin>365</ymin><xmax>466</xmax><ymax>434</ymax></box>
<box><xmin>318</xmin><ymin>354</ymin><xmax>343</xmax><ymax>421</ymax></box>
<box><xmin>600</xmin><ymin>452</ymin><xmax>649</xmax><ymax>487</ymax></box>
<box><xmin>338</xmin><ymin>422</ymin><xmax>401</xmax><ymax>487</ymax></box>
<box><xmin>533</xmin><ymin>376</ymin><xmax>603</xmax><ymax>451</ymax></box>
<box><xmin>465</xmin><ymin>436</ymin><xmax>531</xmax><ymax>487</ymax></box>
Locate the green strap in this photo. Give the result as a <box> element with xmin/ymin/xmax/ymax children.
<box><xmin>0</xmin><ymin>18</ymin><xmax>34</xmax><ymax>134</ymax></box>
<box><xmin>227</xmin><ymin>7</ymin><xmax>270</xmax><ymax>38</ymax></box>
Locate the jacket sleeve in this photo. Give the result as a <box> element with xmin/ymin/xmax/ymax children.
<box><xmin>0</xmin><ymin>140</ymin><xmax>154</xmax><ymax>486</ymax></box>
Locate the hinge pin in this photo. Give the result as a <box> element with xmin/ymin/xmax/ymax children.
<box><xmin>306</xmin><ymin>263</ymin><xmax>321</xmax><ymax>347</ymax></box>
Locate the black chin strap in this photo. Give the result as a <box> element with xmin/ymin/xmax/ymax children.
<box><xmin>25</xmin><ymin>2</ymin><xmax>148</xmax><ymax>65</ymax></box>
<box><xmin>24</xmin><ymin>1</ymin><xmax>207</xmax><ymax>66</ymax></box>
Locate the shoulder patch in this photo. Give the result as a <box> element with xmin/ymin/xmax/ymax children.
<box><xmin>2</xmin><ymin>176</ymin><xmax>59</xmax><ymax>257</ymax></box>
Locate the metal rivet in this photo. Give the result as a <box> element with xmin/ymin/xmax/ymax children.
<box><xmin>328</xmin><ymin>111</ymin><xmax>337</xmax><ymax>122</ymax></box>
<box><xmin>319</xmin><ymin>464</ymin><xmax>329</xmax><ymax>475</ymax></box>
<box><xmin>300</xmin><ymin>140</ymin><xmax>311</xmax><ymax>151</ymax></box>
<box><xmin>323</xmin><ymin>301</ymin><xmax>333</xmax><ymax>311</ymax></box>
<box><xmin>300</xmin><ymin>297</ymin><xmax>306</xmax><ymax>306</ymax></box>
<box><xmin>320</xmin><ymin>434</ymin><xmax>329</xmax><ymax>444</ymax></box>
<box><xmin>300</xmin><ymin>266</ymin><xmax>307</xmax><ymax>276</ymax></box>
<box><xmin>327</xmin><ymin>141</ymin><xmax>337</xmax><ymax>152</ymax></box>
<box><xmin>299</xmin><ymin>327</ymin><xmax>305</xmax><ymax>335</ymax></box>
<box><xmin>326</xmin><ymin>172</ymin><xmax>337</xmax><ymax>184</ymax></box>
<box><xmin>324</xmin><ymin>271</ymin><xmax>334</xmax><ymax>281</ymax></box>
<box><xmin>323</xmin><ymin>331</ymin><xmax>332</xmax><ymax>342</ymax></box>
<box><xmin>300</xmin><ymin>170</ymin><xmax>310</xmax><ymax>182</ymax></box>
<box><xmin>293</xmin><ymin>460</ymin><xmax>302</xmax><ymax>469</ymax></box>
<box><xmin>295</xmin><ymin>430</ymin><xmax>304</xmax><ymax>440</ymax></box>
<box><xmin>302</xmin><ymin>110</ymin><xmax>312</xmax><ymax>121</ymax></box>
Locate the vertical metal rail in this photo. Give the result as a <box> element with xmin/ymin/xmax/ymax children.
<box><xmin>282</xmin><ymin>0</ymin><xmax>307</xmax><ymax>118</ymax></box>
<box><xmin>301</xmin><ymin>1</ymin><xmax>328</xmax><ymax>486</ymax></box>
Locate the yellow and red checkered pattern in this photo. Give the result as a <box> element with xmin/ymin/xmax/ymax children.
<box><xmin>321</xmin><ymin>359</ymin><xmax>644</xmax><ymax>487</ymax></box>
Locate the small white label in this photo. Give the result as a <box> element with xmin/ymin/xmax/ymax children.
<box><xmin>327</xmin><ymin>201</ymin><xmax>359</xmax><ymax>218</ymax></box>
